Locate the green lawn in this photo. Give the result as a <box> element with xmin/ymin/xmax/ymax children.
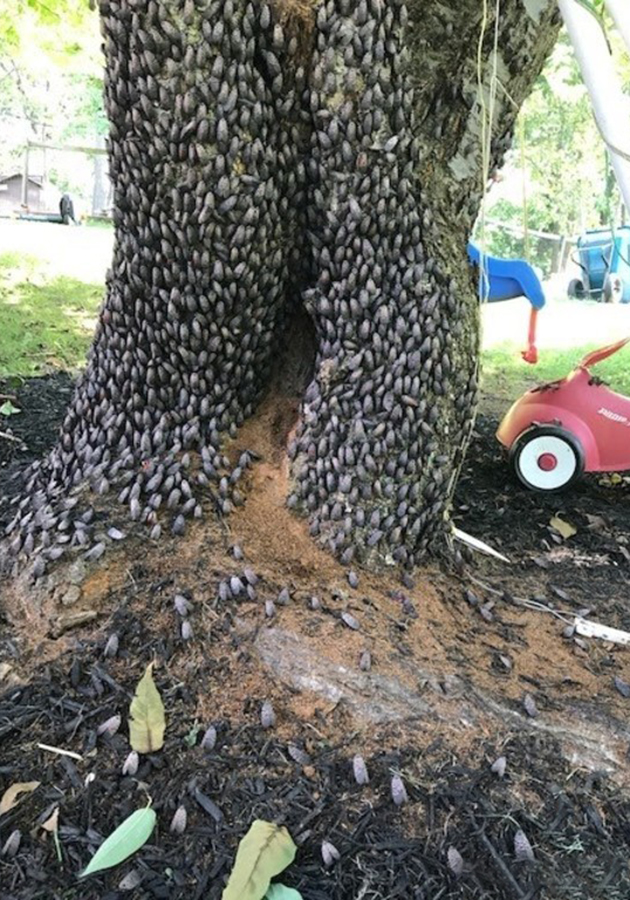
<box><xmin>482</xmin><ymin>341</ymin><xmax>630</xmax><ymax>406</ymax></box>
<box><xmin>0</xmin><ymin>250</ymin><xmax>103</xmax><ymax>378</ymax></box>
<box><xmin>1</xmin><ymin>227</ymin><xmax>630</xmax><ymax>412</ymax></box>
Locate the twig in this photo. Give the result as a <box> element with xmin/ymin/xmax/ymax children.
<box><xmin>37</xmin><ymin>743</ymin><xmax>83</xmax><ymax>761</ymax></box>
<box><xmin>467</xmin><ymin>574</ymin><xmax>575</xmax><ymax>625</ymax></box>
<box><xmin>0</xmin><ymin>430</ymin><xmax>23</xmax><ymax>444</ymax></box>
<box><xmin>0</xmin><ymin>393</ymin><xmax>17</xmax><ymax>401</ymax></box>
<box><xmin>478</xmin><ymin>828</ymin><xmax>527</xmax><ymax>899</ymax></box>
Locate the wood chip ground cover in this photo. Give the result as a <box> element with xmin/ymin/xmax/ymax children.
<box><xmin>1</xmin><ymin>376</ymin><xmax>630</xmax><ymax>899</ymax></box>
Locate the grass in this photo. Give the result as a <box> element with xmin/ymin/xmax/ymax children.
<box><xmin>0</xmin><ymin>250</ymin><xmax>103</xmax><ymax>379</ymax></box>
<box><xmin>483</xmin><ymin>341</ymin><xmax>630</xmax><ymax>397</ymax></box>
<box><xmin>480</xmin><ymin>295</ymin><xmax>630</xmax><ymax>411</ymax></box>
<box><xmin>1</xmin><ymin>223</ymin><xmax>630</xmax><ymax>410</ymax></box>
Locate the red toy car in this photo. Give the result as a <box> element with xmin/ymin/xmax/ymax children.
<box><xmin>497</xmin><ymin>336</ymin><xmax>630</xmax><ymax>491</ymax></box>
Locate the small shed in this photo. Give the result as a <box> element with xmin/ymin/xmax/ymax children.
<box><xmin>0</xmin><ymin>174</ymin><xmax>44</xmax><ymax>216</ymax></box>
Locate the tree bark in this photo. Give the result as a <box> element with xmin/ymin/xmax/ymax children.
<box><xmin>4</xmin><ymin>0</ymin><xmax>561</xmax><ymax>575</ymax></box>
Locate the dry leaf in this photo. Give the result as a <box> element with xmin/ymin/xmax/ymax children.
<box><xmin>549</xmin><ymin>516</ymin><xmax>577</xmax><ymax>539</ymax></box>
<box><xmin>0</xmin><ymin>781</ymin><xmax>40</xmax><ymax>815</ymax></box>
<box><xmin>128</xmin><ymin>662</ymin><xmax>165</xmax><ymax>754</ymax></box>
<box><xmin>41</xmin><ymin>807</ymin><xmax>59</xmax><ymax>834</ymax></box>
<box><xmin>585</xmin><ymin>513</ymin><xmax>607</xmax><ymax>533</ymax></box>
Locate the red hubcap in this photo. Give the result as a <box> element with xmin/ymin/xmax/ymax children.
<box><xmin>537</xmin><ymin>453</ymin><xmax>557</xmax><ymax>472</ymax></box>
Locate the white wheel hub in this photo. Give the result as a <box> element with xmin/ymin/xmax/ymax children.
<box><xmin>516</xmin><ymin>434</ymin><xmax>578</xmax><ymax>490</ymax></box>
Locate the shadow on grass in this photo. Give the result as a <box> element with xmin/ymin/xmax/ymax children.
<box><xmin>0</xmin><ymin>252</ymin><xmax>103</xmax><ymax>378</ymax></box>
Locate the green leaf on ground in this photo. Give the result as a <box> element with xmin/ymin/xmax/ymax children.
<box><xmin>128</xmin><ymin>662</ymin><xmax>165</xmax><ymax>754</ymax></box>
<box><xmin>549</xmin><ymin>515</ymin><xmax>577</xmax><ymax>539</ymax></box>
<box><xmin>80</xmin><ymin>806</ymin><xmax>156</xmax><ymax>877</ymax></box>
<box><xmin>0</xmin><ymin>401</ymin><xmax>21</xmax><ymax>416</ymax></box>
<box><xmin>222</xmin><ymin>820</ymin><xmax>297</xmax><ymax>900</ymax></box>
<box><xmin>265</xmin><ymin>885</ymin><xmax>303</xmax><ymax>900</ymax></box>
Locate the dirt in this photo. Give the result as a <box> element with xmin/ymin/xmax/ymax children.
<box><xmin>1</xmin><ymin>373</ymin><xmax>630</xmax><ymax>899</ymax></box>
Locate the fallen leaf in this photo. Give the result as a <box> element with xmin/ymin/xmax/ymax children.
<box><xmin>618</xmin><ymin>545</ymin><xmax>630</xmax><ymax>563</ymax></box>
<box><xmin>549</xmin><ymin>516</ymin><xmax>577</xmax><ymax>539</ymax></box>
<box><xmin>265</xmin><ymin>885</ymin><xmax>303</xmax><ymax>900</ymax></box>
<box><xmin>0</xmin><ymin>401</ymin><xmax>21</xmax><ymax>416</ymax></box>
<box><xmin>80</xmin><ymin>806</ymin><xmax>156</xmax><ymax>877</ymax></box>
<box><xmin>128</xmin><ymin>663</ymin><xmax>165</xmax><ymax>754</ymax></box>
<box><xmin>0</xmin><ymin>781</ymin><xmax>40</xmax><ymax>815</ymax></box>
<box><xmin>41</xmin><ymin>807</ymin><xmax>59</xmax><ymax>833</ymax></box>
<box><xmin>585</xmin><ymin>514</ymin><xmax>607</xmax><ymax>533</ymax></box>
<box><xmin>222</xmin><ymin>820</ymin><xmax>297</xmax><ymax>900</ymax></box>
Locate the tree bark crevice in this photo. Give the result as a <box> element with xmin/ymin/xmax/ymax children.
<box><xmin>2</xmin><ymin>0</ymin><xmax>561</xmax><ymax>581</ymax></box>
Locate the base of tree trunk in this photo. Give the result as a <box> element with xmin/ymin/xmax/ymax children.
<box><xmin>3</xmin><ymin>376</ymin><xmax>630</xmax><ymax>896</ymax></box>
<box><xmin>2</xmin><ymin>433</ymin><xmax>627</xmax><ymax>779</ymax></box>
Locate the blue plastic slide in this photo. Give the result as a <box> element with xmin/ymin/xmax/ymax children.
<box><xmin>467</xmin><ymin>242</ymin><xmax>546</xmax><ymax>310</ymax></box>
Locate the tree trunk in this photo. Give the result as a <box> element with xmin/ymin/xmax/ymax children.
<box><xmin>4</xmin><ymin>0</ymin><xmax>561</xmax><ymax>575</ymax></box>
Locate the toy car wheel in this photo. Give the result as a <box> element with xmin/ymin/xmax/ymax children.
<box><xmin>510</xmin><ymin>426</ymin><xmax>584</xmax><ymax>492</ymax></box>
<box><xmin>603</xmin><ymin>274</ymin><xmax>624</xmax><ymax>303</ymax></box>
<box><xmin>567</xmin><ymin>278</ymin><xmax>584</xmax><ymax>299</ymax></box>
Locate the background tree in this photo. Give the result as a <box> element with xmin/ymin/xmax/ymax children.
<box><xmin>4</xmin><ymin>0</ymin><xmax>561</xmax><ymax>576</ymax></box>
<box><xmin>484</xmin><ymin>26</ymin><xmax>630</xmax><ymax>273</ymax></box>
<box><xmin>0</xmin><ymin>0</ymin><xmax>105</xmax><ymax>207</ymax></box>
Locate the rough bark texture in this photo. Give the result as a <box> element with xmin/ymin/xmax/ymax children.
<box><xmin>2</xmin><ymin>0</ymin><xmax>560</xmax><ymax>576</ymax></box>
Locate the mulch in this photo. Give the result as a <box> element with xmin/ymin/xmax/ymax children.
<box><xmin>1</xmin><ymin>612</ymin><xmax>629</xmax><ymax>900</ymax></box>
<box><xmin>0</xmin><ymin>374</ymin><xmax>73</xmax><ymax>528</ymax></box>
<box><xmin>454</xmin><ymin>414</ymin><xmax>630</xmax><ymax>631</ymax></box>
<box><xmin>2</xmin><ymin>374</ymin><xmax>630</xmax><ymax>899</ymax></box>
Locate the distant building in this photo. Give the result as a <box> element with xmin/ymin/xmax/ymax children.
<box><xmin>0</xmin><ymin>173</ymin><xmax>45</xmax><ymax>215</ymax></box>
